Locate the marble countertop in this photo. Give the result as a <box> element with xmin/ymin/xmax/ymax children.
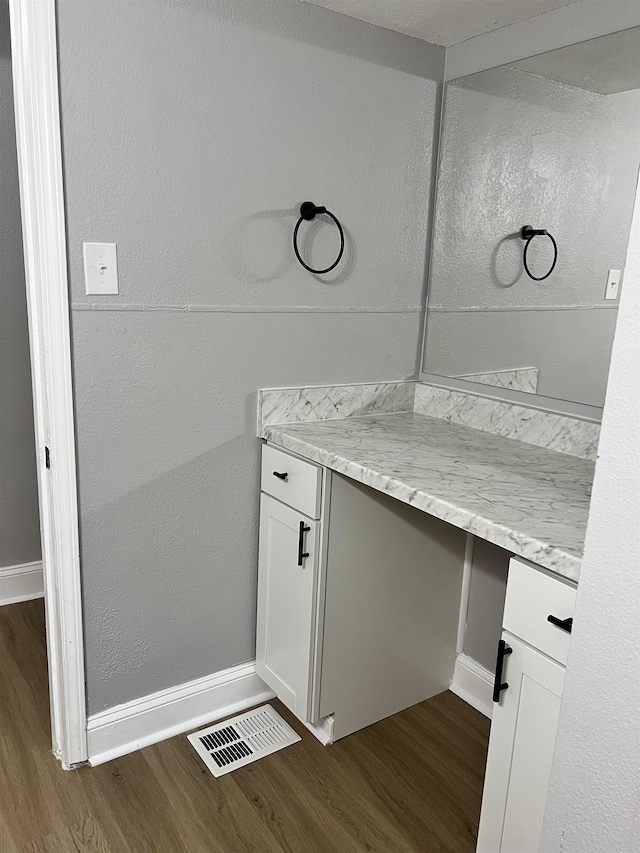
<box><xmin>263</xmin><ymin>412</ymin><xmax>595</xmax><ymax>581</ymax></box>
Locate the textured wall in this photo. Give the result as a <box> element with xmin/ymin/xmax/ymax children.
<box><xmin>57</xmin><ymin>0</ymin><xmax>444</xmax><ymax>712</ymax></box>
<box><xmin>0</xmin><ymin>0</ymin><xmax>40</xmax><ymax>569</ymax></box>
<box><xmin>423</xmin><ymin>65</ymin><xmax>640</xmax><ymax>407</ymax></box>
<box><xmin>425</xmin><ymin>309</ymin><xmax>619</xmax><ymax>407</ymax></box>
<box><xmin>463</xmin><ymin>538</ymin><xmax>509</xmax><ymax>671</ymax></box>
<box><xmin>540</xmin><ymin>141</ymin><xmax>640</xmax><ymax>853</ymax></box>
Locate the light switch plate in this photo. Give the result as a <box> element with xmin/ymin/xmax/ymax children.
<box><xmin>604</xmin><ymin>268</ymin><xmax>621</xmax><ymax>301</ymax></box>
<box><xmin>83</xmin><ymin>242</ymin><xmax>118</xmax><ymax>295</ymax></box>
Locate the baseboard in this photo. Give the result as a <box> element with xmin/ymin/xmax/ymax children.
<box><xmin>87</xmin><ymin>661</ymin><xmax>275</xmax><ymax>766</ymax></box>
<box><xmin>304</xmin><ymin>714</ymin><xmax>335</xmax><ymax>746</ymax></box>
<box><xmin>450</xmin><ymin>653</ymin><xmax>493</xmax><ymax>719</ymax></box>
<box><xmin>0</xmin><ymin>561</ymin><xmax>44</xmax><ymax>605</ymax></box>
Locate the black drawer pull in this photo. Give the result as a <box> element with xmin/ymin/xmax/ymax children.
<box><xmin>297</xmin><ymin>521</ymin><xmax>310</xmax><ymax>566</ymax></box>
<box><xmin>273</xmin><ymin>471</ymin><xmax>288</xmax><ymax>481</ymax></box>
<box><xmin>547</xmin><ymin>615</ymin><xmax>573</xmax><ymax>633</ymax></box>
<box><xmin>492</xmin><ymin>639</ymin><xmax>512</xmax><ymax>703</ymax></box>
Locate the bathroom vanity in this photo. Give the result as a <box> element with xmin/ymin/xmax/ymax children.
<box><xmin>255</xmin><ymin>380</ymin><xmax>592</xmax><ymax>852</ymax></box>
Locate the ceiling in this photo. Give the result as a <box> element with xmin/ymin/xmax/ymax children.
<box><xmin>300</xmin><ymin>0</ymin><xmax>579</xmax><ymax>47</ymax></box>
<box><xmin>510</xmin><ymin>27</ymin><xmax>640</xmax><ymax>94</ymax></box>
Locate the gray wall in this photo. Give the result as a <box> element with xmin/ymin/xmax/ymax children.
<box><xmin>463</xmin><ymin>538</ymin><xmax>509</xmax><ymax>672</ymax></box>
<box><xmin>0</xmin><ymin>0</ymin><xmax>40</xmax><ymax>570</ymax></box>
<box><xmin>423</xmin><ymin>65</ymin><xmax>640</xmax><ymax>407</ymax></box>
<box><xmin>56</xmin><ymin>0</ymin><xmax>444</xmax><ymax>713</ymax></box>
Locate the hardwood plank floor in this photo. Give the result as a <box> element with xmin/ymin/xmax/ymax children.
<box><xmin>0</xmin><ymin>599</ymin><xmax>489</xmax><ymax>852</ymax></box>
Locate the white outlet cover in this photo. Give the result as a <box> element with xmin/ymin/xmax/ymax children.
<box><xmin>83</xmin><ymin>242</ymin><xmax>118</xmax><ymax>295</ymax></box>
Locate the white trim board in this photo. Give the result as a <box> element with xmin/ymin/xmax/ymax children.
<box><xmin>304</xmin><ymin>715</ymin><xmax>335</xmax><ymax>746</ymax></box>
<box><xmin>87</xmin><ymin>662</ymin><xmax>275</xmax><ymax>766</ymax></box>
<box><xmin>450</xmin><ymin>653</ymin><xmax>493</xmax><ymax>720</ymax></box>
<box><xmin>0</xmin><ymin>561</ymin><xmax>44</xmax><ymax>606</ymax></box>
<box><xmin>9</xmin><ymin>0</ymin><xmax>87</xmax><ymax>767</ymax></box>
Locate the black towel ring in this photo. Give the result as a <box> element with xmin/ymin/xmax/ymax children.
<box><xmin>293</xmin><ymin>201</ymin><xmax>345</xmax><ymax>274</ymax></box>
<box><xmin>520</xmin><ymin>225</ymin><xmax>558</xmax><ymax>281</ymax></box>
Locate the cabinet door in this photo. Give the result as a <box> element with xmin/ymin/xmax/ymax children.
<box><xmin>256</xmin><ymin>494</ymin><xmax>318</xmax><ymax>721</ymax></box>
<box><xmin>477</xmin><ymin>633</ymin><xmax>565</xmax><ymax>853</ymax></box>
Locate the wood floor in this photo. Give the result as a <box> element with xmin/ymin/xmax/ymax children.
<box><xmin>0</xmin><ymin>599</ymin><xmax>489</xmax><ymax>852</ymax></box>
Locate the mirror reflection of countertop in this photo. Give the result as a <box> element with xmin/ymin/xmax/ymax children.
<box><xmin>262</xmin><ymin>411</ymin><xmax>594</xmax><ymax>582</ymax></box>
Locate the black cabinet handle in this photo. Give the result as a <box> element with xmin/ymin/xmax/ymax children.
<box><xmin>492</xmin><ymin>639</ymin><xmax>513</xmax><ymax>703</ymax></box>
<box><xmin>273</xmin><ymin>471</ymin><xmax>288</xmax><ymax>481</ymax></box>
<box><xmin>547</xmin><ymin>615</ymin><xmax>573</xmax><ymax>633</ymax></box>
<box><xmin>297</xmin><ymin>520</ymin><xmax>310</xmax><ymax>567</ymax></box>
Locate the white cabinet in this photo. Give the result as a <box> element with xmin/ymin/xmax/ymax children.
<box><xmin>502</xmin><ymin>558</ymin><xmax>576</xmax><ymax>667</ymax></box>
<box><xmin>255</xmin><ymin>493</ymin><xmax>319</xmax><ymax>720</ymax></box>
<box><xmin>477</xmin><ymin>558</ymin><xmax>576</xmax><ymax>853</ymax></box>
<box><xmin>477</xmin><ymin>633</ymin><xmax>565</xmax><ymax>853</ymax></box>
<box><xmin>261</xmin><ymin>444</ymin><xmax>322</xmax><ymax>519</ymax></box>
<box><xmin>256</xmin><ymin>445</ymin><xmax>466</xmax><ymax>741</ymax></box>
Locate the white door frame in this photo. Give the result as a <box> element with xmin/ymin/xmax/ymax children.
<box><xmin>9</xmin><ymin>0</ymin><xmax>87</xmax><ymax>767</ymax></box>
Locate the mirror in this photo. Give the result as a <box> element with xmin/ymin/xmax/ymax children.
<box><xmin>422</xmin><ymin>27</ymin><xmax>640</xmax><ymax>410</ymax></box>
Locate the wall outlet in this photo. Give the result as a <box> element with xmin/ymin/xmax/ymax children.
<box><xmin>604</xmin><ymin>269</ymin><xmax>621</xmax><ymax>301</ymax></box>
<box><xmin>83</xmin><ymin>242</ymin><xmax>118</xmax><ymax>295</ymax></box>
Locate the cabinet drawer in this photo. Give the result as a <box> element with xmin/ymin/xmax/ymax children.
<box><xmin>261</xmin><ymin>444</ymin><xmax>322</xmax><ymax>518</ymax></box>
<box><xmin>503</xmin><ymin>559</ymin><xmax>576</xmax><ymax>666</ymax></box>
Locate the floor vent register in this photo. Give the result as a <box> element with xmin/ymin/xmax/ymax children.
<box><xmin>187</xmin><ymin>704</ymin><xmax>301</xmax><ymax>777</ymax></box>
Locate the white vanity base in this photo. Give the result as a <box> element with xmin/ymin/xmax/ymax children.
<box><xmin>256</xmin><ymin>386</ymin><xmax>586</xmax><ymax>852</ymax></box>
